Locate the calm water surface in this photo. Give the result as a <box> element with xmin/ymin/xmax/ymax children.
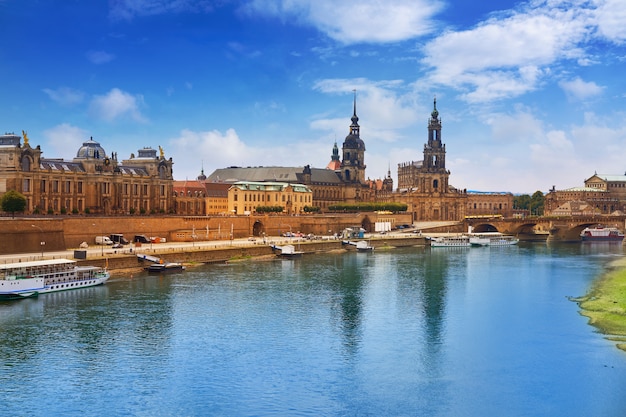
<box><xmin>2</xmin><ymin>243</ymin><xmax>626</xmax><ymax>416</ymax></box>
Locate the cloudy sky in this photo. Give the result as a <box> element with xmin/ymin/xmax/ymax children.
<box><xmin>2</xmin><ymin>0</ymin><xmax>625</xmax><ymax>194</ymax></box>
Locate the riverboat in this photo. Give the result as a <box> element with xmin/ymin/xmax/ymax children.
<box><xmin>0</xmin><ymin>258</ymin><xmax>109</xmax><ymax>300</ymax></box>
<box><xmin>146</xmin><ymin>262</ymin><xmax>185</xmax><ymax>273</ymax></box>
<box><xmin>580</xmin><ymin>226</ymin><xmax>625</xmax><ymax>242</ymax></box>
<box><xmin>469</xmin><ymin>234</ymin><xmax>519</xmax><ymax>247</ymax></box>
<box><xmin>428</xmin><ymin>235</ymin><xmax>471</xmax><ymax>247</ymax></box>
<box><xmin>271</xmin><ymin>244</ymin><xmax>304</xmax><ymax>258</ymax></box>
<box><xmin>342</xmin><ymin>240</ymin><xmax>374</xmax><ymax>252</ymax></box>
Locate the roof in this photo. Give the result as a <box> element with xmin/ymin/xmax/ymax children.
<box><xmin>116</xmin><ymin>166</ymin><xmax>149</xmax><ymax>176</ymax></box>
<box><xmin>587</xmin><ymin>174</ymin><xmax>626</xmax><ymax>182</ymax></box>
<box><xmin>40</xmin><ymin>159</ymin><xmax>86</xmax><ymax>173</ymax></box>
<box><xmin>208</xmin><ymin>166</ymin><xmax>344</xmax><ymax>185</ymax></box>
<box><xmin>0</xmin><ymin>258</ymin><xmax>75</xmax><ymax>270</ymax></box>
<box><xmin>560</xmin><ymin>186</ymin><xmax>607</xmax><ymax>192</ymax></box>
<box><xmin>231</xmin><ymin>181</ymin><xmax>311</xmax><ymax>193</ymax></box>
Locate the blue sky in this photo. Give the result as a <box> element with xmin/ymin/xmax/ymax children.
<box><xmin>2</xmin><ymin>0</ymin><xmax>625</xmax><ymax>194</ymax></box>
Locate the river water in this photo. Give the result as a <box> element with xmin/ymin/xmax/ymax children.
<box><xmin>2</xmin><ymin>243</ymin><xmax>626</xmax><ymax>416</ymax></box>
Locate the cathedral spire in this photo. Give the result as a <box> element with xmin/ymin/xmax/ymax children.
<box><xmin>431</xmin><ymin>95</ymin><xmax>439</xmax><ymax>120</ymax></box>
<box><xmin>350</xmin><ymin>89</ymin><xmax>360</xmax><ymax>136</ymax></box>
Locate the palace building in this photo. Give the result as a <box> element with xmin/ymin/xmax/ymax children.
<box><xmin>544</xmin><ymin>173</ymin><xmax>626</xmax><ymax>215</ymax></box>
<box><xmin>0</xmin><ymin>132</ymin><xmax>174</xmax><ymax>215</ymax></box>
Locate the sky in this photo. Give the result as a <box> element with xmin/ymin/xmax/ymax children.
<box><xmin>1</xmin><ymin>0</ymin><xmax>625</xmax><ymax>194</ymax></box>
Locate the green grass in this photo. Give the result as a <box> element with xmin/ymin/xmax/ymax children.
<box><xmin>575</xmin><ymin>259</ymin><xmax>626</xmax><ymax>350</ymax></box>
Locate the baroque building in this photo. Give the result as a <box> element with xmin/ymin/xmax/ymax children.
<box><xmin>544</xmin><ymin>173</ymin><xmax>626</xmax><ymax>215</ymax></box>
<box><xmin>204</xmin><ymin>95</ymin><xmax>392</xmax><ymax>212</ymax></box>
<box><xmin>396</xmin><ymin>99</ymin><xmax>513</xmax><ymax>221</ymax></box>
<box><xmin>0</xmin><ymin>132</ymin><xmax>174</xmax><ymax>214</ymax></box>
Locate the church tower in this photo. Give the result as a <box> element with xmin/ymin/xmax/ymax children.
<box><xmin>340</xmin><ymin>91</ymin><xmax>366</xmax><ymax>183</ymax></box>
<box><xmin>419</xmin><ymin>97</ymin><xmax>450</xmax><ymax>193</ymax></box>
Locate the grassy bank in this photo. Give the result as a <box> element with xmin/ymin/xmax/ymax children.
<box><xmin>574</xmin><ymin>257</ymin><xmax>626</xmax><ymax>351</ymax></box>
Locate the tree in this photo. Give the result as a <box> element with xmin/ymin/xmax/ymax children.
<box><xmin>513</xmin><ymin>191</ymin><xmax>545</xmax><ymax>215</ymax></box>
<box><xmin>530</xmin><ymin>191</ymin><xmax>545</xmax><ymax>215</ymax></box>
<box><xmin>1</xmin><ymin>190</ymin><xmax>27</xmax><ymax>218</ymax></box>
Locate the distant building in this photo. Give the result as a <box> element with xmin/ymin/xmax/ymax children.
<box><xmin>545</xmin><ymin>173</ymin><xmax>626</xmax><ymax>215</ymax></box>
<box><xmin>204</xmin><ymin>95</ymin><xmax>392</xmax><ymax>212</ymax></box>
<box><xmin>228</xmin><ymin>181</ymin><xmax>312</xmax><ymax>215</ymax></box>
<box><xmin>396</xmin><ymin>99</ymin><xmax>513</xmax><ymax>221</ymax></box>
<box><xmin>0</xmin><ymin>132</ymin><xmax>174</xmax><ymax>214</ymax></box>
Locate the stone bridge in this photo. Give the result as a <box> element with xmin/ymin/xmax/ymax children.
<box><xmin>465</xmin><ymin>215</ymin><xmax>626</xmax><ymax>242</ymax></box>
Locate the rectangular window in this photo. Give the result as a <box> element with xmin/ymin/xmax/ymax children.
<box><xmin>40</xmin><ymin>180</ymin><xmax>46</xmax><ymax>193</ymax></box>
<box><xmin>53</xmin><ymin>181</ymin><xmax>59</xmax><ymax>193</ymax></box>
<box><xmin>65</xmin><ymin>181</ymin><xmax>71</xmax><ymax>193</ymax></box>
<box><xmin>77</xmin><ymin>182</ymin><xmax>83</xmax><ymax>194</ymax></box>
<box><xmin>23</xmin><ymin>178</ymin><xmax>31</xmax><ymax>192</ymax></box>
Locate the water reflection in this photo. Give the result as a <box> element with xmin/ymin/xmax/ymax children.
<box><xmin>2</xmin><ymin>244</ymin><xmax>626</xmax><ymax>416</ymax></box>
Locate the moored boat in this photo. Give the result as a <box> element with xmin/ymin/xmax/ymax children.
<box><xmin>469</xmin><ymin>234</ymin><xmax>519</xmax><ymax>247</ymax></box>
<box><xmin>580</xmin><ymin>226</ymin><xmax>625</xmax><ymax>242</ymax></box>
<box><xmin>428</xmin><ymin>235</ymin><xmax>471</xmax><ymax>247</ymax></box>
<box><xmin>342</xmin><ymin>240</ymin><xmax>374</xmax><ymax>252</ymax></box>
<box><xmin>0</xmin><ymin>259</ymin><xmax>109</xmax><ymax>300</ymax></box>
<box><xmin>271</xmin><ymin>244</ymin><xmax>304</xmax><ymax>258</ymax></box>
<box><xmin>146</xmin><ymin>262</ymin><xmax>185</xmax><ymax>273</ymax></box>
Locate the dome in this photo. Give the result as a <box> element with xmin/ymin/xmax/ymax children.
<box><xmin>343</xmin><ymin>134</ymin><xmax>365</xmax><ymax>150</ymax></box>
<box><xmin>76</xmin><ymin>137</ymin><xmax>106</xmax><ymax>159</ymax></box>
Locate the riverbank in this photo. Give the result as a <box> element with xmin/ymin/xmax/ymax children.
<box><xmin>90</xmin><ymin>235</ymin><xmax>428</xmax><ymax>277</ymax></box>
<box><xmin>574</xmin><ymin>257</ymin><xmax>626</xmax><ymax>351</ymax></box>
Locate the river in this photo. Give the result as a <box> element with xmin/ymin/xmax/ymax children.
<box><xmin>1</xmin><ymin>242</ymin><xmax>626</xmax><ymax>416</ymax></box>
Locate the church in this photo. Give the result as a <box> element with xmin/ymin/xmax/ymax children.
<box><xmin>200</xmin><ymin>94</ymin><xmax>393</xmax><ymax>212</ymax></box>
<box><xmin>395</xmin><ymin>98</ymin><xmax>513</xmax><ymax>221</ymax></box>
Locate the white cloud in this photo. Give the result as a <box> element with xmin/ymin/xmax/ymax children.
<box><xmin>42</xmin><ymin>87</ymin><xmax>85</xmax><ymax>106</ymax></box>
<box><xmin>486</xmin><ymin>109</ymin><xmax>544</xmax><ymax>143</ymax></box>
<box><xmin>422</xmin><ymin>1</ymin><xmax>595</xmax><ymax>102</ymax></box>
<box><xmin>242</xmin><ymin>0</ymin><xmax>444</xmax><ymax>43</ymax></box>
<box><xmin>558</xmin><ymin>77</ymin><xmax>604</xmax><ymax>101</ymax></box>
<box><xmin>86</xmin><ymin>50</ymin><xmax>115</xmax><ymax>64</ymax></box>
<box><xmin>593</xmin><ymin>0</ymin><xmax>626</xmax><ymax>44</ymax></box>
<box><xmin>168</xmin><ymin>128</ymin><xmax>339</xmax><ymax>180</ymax></box>
<box><xmin>89</xmin><ymin>88</ymin><xmax>147</xmax><ymax>122</ymax></box>
<box><xmin>311</xmin><ymin>78</ymin><xmax>417</xmax><ymax>142</ymax></box>
<box><xmin>42</xmin><ymin>124</ymin><xmax>89</xmax><ymax>158</ymax></box>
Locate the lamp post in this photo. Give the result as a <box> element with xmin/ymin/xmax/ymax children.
<box><xmin>31</xmin><ymin>224</ymin><xmax>44</xmax><ymax>258</ymax></box>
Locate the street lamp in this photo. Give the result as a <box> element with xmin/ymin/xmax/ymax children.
<box><xmin>31</xmin><ymin>224</ymin><xmax>44</xmax><ymax>258</ymax></box>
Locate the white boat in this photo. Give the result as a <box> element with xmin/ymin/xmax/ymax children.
<box><xmin>271</xmin><ymin>244</ymin><xmax>304</xmax><ymax>258</ymax></box>
<box><xmin>342</xmin><ymin>240</ymin><xmax>374</xmax><ymax>252</ymax></box>
<box><xmin>428</xmin><ymin>235</ymin><xmax>471</xmax><ymax>247</ymax></box>
<box><xmin>0</xmin><ymin>259</ymin><xmax>109</xmax><ymax>300</ymax></box>
<box><xmin>469</xmin><ymin>234</ymin><xmax>519</xmax><ymax>247</ymax></box>
<box><xmin>580</xmin><ymin>226</ymin><xmax>625</xmax><ymax>242</ymax></box>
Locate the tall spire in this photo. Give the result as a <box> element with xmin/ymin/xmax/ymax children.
<box><xmin>350</xmin><ymin>89</ymin><xmax>360</xmax><ymax>136</ymax></box>
<box><xmin>431</xmin><ymin>95</ymin><xmax>439</xmax><ymax>119</ymax></box>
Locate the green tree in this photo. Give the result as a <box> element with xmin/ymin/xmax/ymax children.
<box><xmin>530</xmin><ymin>190</ymin><xmax>545</xmax><ymax>215</ymax></box>
<box><xmin>1</xmin><ymin>190</ymin><xmax>27</xmax><ymax>218</ymax></box>
<box><xmin>513</xmin><ymin>191</ymin><xmax>545</xmax><ymax>215</ymax></box>
<box><xmin>513</xmin><ymin>194</ymin><xmax>531</xmax><ymax>210</ymax></box>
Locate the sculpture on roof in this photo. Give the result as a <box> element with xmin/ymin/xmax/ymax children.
<box><xmin>22</xmin><ymin>130</ymin><xmax>29</xmax><ymax>146</ymax></box>
<box><xmin>159</xmin><ymin>145</ymin><xmax>164</xmax><ymax>158</ymax></box>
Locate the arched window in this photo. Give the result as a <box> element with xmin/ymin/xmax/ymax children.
<box><xmin>21</xmin><ymin>156</ymin><xmax>31</xmax><ymax>172</ymax></box>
